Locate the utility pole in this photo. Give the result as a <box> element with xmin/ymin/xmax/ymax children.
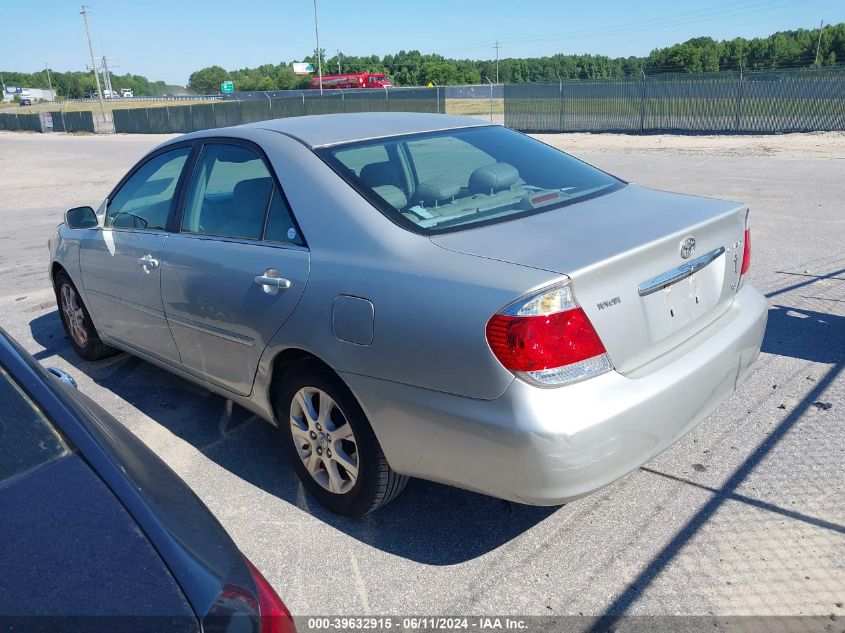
<box><xmin>313</xmin><ymin>0</ymin><xmax>323</xmax><ymax>94</ymax></box>
<box><xmin>493</xmin><ymin>40</ymin><xmax>501</xmax><ymax>84</ymax></box>
<box><xmin>484</xmin><ymin>76</ymin><xmax>494</xmax><ymax>122</ymax></box>
<box><xmin>814</xmin><ymin>20</ymin><xmax>825</xmax><ymax>66</ymax></box>
<box><xmin>80</xmin><ymin>5</ymin><xmax>106</xmax><ymax>121</ymax></box>
<box><xmin>45</xmin><ymin>64</ymin><xmax>53</xmax><ymax>100</ymax></box>
<box><xmin>337</xmin><ymin>49</ymin><xmax>341</xmax><ymax>74</ymax></box>
<box><xmin>101</xmin><ymin>56</ymin><xmax>119</xmax><ymax>96</ymax></box>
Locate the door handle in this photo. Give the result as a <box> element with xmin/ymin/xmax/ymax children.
<box><xmin>254</xmin><ymin>268</ymin><xmax>291</xmax><ymax>295</ymax></box>
<box><xmin>137</xmin><ymin>253</ymin><xmax>160</xmax><ymax>270</ymax></box>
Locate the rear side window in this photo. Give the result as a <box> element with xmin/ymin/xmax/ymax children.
<box><xmin>106</xmin><ymin>147</ymin><xmax>190</xmax><ymax>230</ymax></box>
<box><xmin>181</xmin><ymin>144</ymin><xmax>274</xmax><ymax>241</ymax></box>
<box><xmin>0</xmin><ymin>368</ymin><xmax>68</xmax><ymax>484</ymax></box>
<box><xmin>264</xmin><ymin>190</ymin><xmax>304</xmax><ymax>245</ymax></box>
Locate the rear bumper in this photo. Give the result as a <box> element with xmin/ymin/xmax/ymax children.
<box><xmin>343</xmin><ymin>285</ymin><xmax>768</xmax><ymax>505</ymax></box>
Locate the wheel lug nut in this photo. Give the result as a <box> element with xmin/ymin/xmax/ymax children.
<box><xmin>316</xmin><ymin>447</ymin><xmax>323</xmax><ymax>455</ymax></box>
<box><xmin>315</xmin><ymin>423</ymin><xmax>322</xmax><ymax>431</ymax></box>
<box><xmin>309</xmin><ymin>431</ymin><xmax>317</xmax><ymax>439</ymax></box>
<box><xmin>326</xmin><ymin>449</ymin><xmax>332</xmax><ymax>458</ymax></box>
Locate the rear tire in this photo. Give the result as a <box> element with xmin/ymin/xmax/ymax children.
<box><xmin>275</xmin><ymin>359</ymin><xmax>408</xmax><ymax>515</ymax></box>
<box><xmin>54</xmin><ymin>271</ymin><xmax>119</xmax><ymax>361</ymax></box>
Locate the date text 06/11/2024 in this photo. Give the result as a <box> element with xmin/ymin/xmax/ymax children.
<box><xmin>305</xmin><ymin>617</ymin><xmax>529</xmax><ymax>631</ymax></box>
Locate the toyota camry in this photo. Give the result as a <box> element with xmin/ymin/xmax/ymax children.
<box><xmin>49</xmin><ymin>113</ymin><xmax>767</xmax><ymax>515</ymax></box>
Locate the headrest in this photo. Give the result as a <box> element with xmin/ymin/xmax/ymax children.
<box><xmin>373</xmin><ymin>185</ymin><xmax>408</xmax><ymax>210</ymax></box>
<box><xmin>233</xmin><ymin>178</ymin><xmax>273</xmax><ymax>218</ymax></box>
<box><xmin>416</xmin><ymin>182</ymin><xmax>460</xmax><ymax>205</ymax></box>
<box><xmin>468</xmin><ymin>163</ymin><xmax>519</xmax><ymax>193</ymax></box>
<box><xmin>360</xmin><ymin>161</ymin><xmax>400</xmax><ymax>188</ymax></box>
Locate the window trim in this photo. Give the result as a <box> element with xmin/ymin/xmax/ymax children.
<box><xmin>173</xmin><ymin>137</ymin><xmax>307</xmax><ymax>248</ymax></box>
<box><xmin>314</xmin><ymin>126</ymin><xmax>626</xmax><ymax>237</ymax></box>
<box><xmin>0</xmin><ymin>365</ymin><xmax>71</xmax><ymax>489</ymax></box>
<box><xmin>103</xmin><ymin>141</ymin><xmax>197</xmax><ymax>234</ymax></box>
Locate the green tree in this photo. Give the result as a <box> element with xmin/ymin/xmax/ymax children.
<box><xmin>187</xmin><ymin>65</ymin><xmax>228</xmax><ymax>94</ymax></box>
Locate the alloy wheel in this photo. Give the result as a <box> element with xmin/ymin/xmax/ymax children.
<box><xmin>60</xmin><ymin>283</ymin><xmax>88</xmax><ymax>348</ymax></box>
<box><xmin>289</xmin><ymin>387</ymin><xmax>359</xmax><ymax>494</ymax></box>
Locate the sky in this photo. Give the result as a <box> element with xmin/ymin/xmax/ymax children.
<box><xmin>2</xmin><ymin>0</ymin><xmax>843</xmax><ymax>85</ymax></box>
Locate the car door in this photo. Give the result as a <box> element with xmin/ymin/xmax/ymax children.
<box><xmin>78</xmin><ymin>145</ymin><xmax>192</xmax><ymax>365</ymax></box>
<box><xmin>161</xmin><ymin>140</ymin><xmax>310</xmax><ymax>396</ymax></box>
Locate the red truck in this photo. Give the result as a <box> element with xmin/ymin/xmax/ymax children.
<box><xmin>310</xmin><ymin>72</ymin><xmax>393</xmax><ymax>89</ymax></box>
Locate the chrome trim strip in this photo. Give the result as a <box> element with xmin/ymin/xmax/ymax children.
<box><xmin>167</xmin><ymin>314</ymin><xmax>255</xmax><ymax>347</ymax></box>
<box><xmin>638</xmin><ymin>246</ymin><xmax>726</xmax><ymax>297</ymax></box>
<box><xmin>169</xmin><ymin>231</ymin><xmax>310</xmax><ymax>252</ymax></box>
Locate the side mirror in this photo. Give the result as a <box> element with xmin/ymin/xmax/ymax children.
<box><xmin>46</xmin><ymin>367</ymin><xmax>78</xmax><ymax>389</ymax></box>
<box><xmin>65</xmin><ymin>206</ymin><xmax>98</xmax><ymax>230</ymax></box>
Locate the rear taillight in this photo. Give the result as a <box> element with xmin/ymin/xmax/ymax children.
<box><xmin>245</xmin><ymin>558</ymin><xmax>295</xmax><ymax>633</ymax></box>
<box><xmin>486</xmin><ymin>283</ymin><xmax>612</xmax><ymax>387</ymax></box>
<box><xmin>740</xmin><ymin>227</ymin><xmax>751</xmax><ymax>276</ymax></box>
<box><xmin>205</xmin><ymin>557</ymin><xmax>295</xmax><ymax>633</ymax></box>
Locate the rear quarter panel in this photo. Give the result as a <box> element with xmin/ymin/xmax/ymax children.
<box><xmin>251</xmin><ymin>130</ymin><xmax>556</xmax><ymax>401</ymax></box>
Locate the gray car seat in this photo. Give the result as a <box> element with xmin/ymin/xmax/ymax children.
<box><xmin>360</xmin><ymin>161</ymin><xmax>405</xmax><ymax>192</ymax></box>
<box><xmin>221</xmin><ymin>177</ymin><xmax>274</xmax><ymax>239</ymax></box>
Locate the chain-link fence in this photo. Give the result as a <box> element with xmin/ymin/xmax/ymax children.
<box><xmin>0</xmin><ymin>112</ymin><xmax>43</xmax><ymax>132</ymax></box>
<box><xmin>6</xmin><ymin>69</ymin><xmax>841</xmax><ymax>136</ymax></box>
<box><xmin>113</xmin><ymin>87</ymin><xmax>445</xmax><ymax>134</ymax></box>
<box><xmin>45</xmin><ymin>111</ymin><xmax>96</xmax><ymax>133</ymax></box>
<box><xmin>0</xmin><ymin>110</ymin><xmax>96</xmax><ymax>133</ymax></box>
<box><xmin>504</xmin><ymin>67</ymin><xmax>845</xmax><ymax>133</ymax></box>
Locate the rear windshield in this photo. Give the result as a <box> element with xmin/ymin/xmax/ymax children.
<box><xmin>317</xmin><ymin>126</ymin><xmax>623</xmax><ymax>234</ymax></box>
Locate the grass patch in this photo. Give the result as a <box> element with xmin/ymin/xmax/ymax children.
<box><xmin>446</xmin><ymin>99</ymin><xmax>504</xmax><ymax>116</ymax></box>
<box><xmin>4</xmin><ymin>99</ymin><xmax>212</xmax><ymax>115</ymax></box>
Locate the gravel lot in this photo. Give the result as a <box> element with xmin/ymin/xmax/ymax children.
<box><xmin>0</xmin><ymin>130</ymin><xmax>842</xmax><ymax>625</ymax></box>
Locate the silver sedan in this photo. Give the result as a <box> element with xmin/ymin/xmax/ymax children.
<box><xmin>49</xmin><ymin>113</ymin><xmax>767</xmax><ymax>515</ymax></box>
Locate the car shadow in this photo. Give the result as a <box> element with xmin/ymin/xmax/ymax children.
<box><xmin>590</xmin><ymin>294</ymin><xmax>845</xmax><ymax>627</ymax></box>
<box><xmin>761</xmin><ymin>303</ymin><xmax>844</xmax><ymax>364</ymax></box>
<box><xmin>29</xmin><ymin>310</ymin><xmax>556</xmax><ymax>566</ymax></box>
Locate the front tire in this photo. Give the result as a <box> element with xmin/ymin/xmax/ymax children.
<box><xmin>275</xmin><ymin>360</ymin><xmax>408</xmax><ymax>515</ymax></box>
<box><xmin>54</xmin><ymin>271</ymin><xmax>119</xmax><ymax>361</ymax></box>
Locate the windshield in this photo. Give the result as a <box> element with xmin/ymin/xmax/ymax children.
<box><xmin>318</xmin><ymin>126</ymin><xmax>623</xmax><ymax>234</ymax></box>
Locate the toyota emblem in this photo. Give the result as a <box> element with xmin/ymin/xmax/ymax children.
<box><xmin>680</xmin><ymin>237</ymin><xmax>696</xmax><ymax>259</ymax></box>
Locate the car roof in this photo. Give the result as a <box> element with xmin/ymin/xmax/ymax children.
<box><xmin>244</xmin><ymin>112</ymin><xmax>492</xmax><ymax>149</ymax></box>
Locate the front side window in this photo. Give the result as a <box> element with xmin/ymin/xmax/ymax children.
<box><xmin>318</xmin><ymin>126</ymin><xmax>623</xmax><ymax>234</ymax></box>
<box><xmin>0</xmin><ymin>367</ymin><xmax>69</xmax><ymax>484</ymax></box>
<box><xmin>181</xmin><ymin>144</ymin><xmax>275</xmax><ymax>241</ymax></box>
<box><xmin>106</xmin><ymin>147</ymin><xmax>190</xmax><ymax>230</ymax></box>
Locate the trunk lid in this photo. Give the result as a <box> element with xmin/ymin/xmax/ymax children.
<box><xmin>431</xmin><ymin>184</ymin><xmax>748</xmax><ymax>374</ymax></box>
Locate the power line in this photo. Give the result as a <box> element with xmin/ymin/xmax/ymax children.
<box><xmin>439</xmin><ymin>0</ymin><xmax>804</xmax><ymax>55</ymax></box>
<box><xmin>498</xmin><ymin>0</ymin><xmax>804</xmax><ymax>47</ymax></box>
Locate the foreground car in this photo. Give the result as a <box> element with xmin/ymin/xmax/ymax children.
<box><xmin>49</xmin><ymin>112</ymin><xmax>767</xmax><ymax>515</ymax></box>
<box><xmin>0</xmin><ymin>328</ymin><xmax>294</xmax><ymax>632</ymax></box>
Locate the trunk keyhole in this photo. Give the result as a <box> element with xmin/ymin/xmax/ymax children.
<box><xmin>695</xmin><ymin>296</ymin><xmax>700</xmax><ymax>304</ymax></box>
<box><xmin>670</xmin><ymin>309</ymin><xmax>675</xmax><ymax>317</ymax></box>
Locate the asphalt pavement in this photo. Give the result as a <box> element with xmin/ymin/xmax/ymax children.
<box><xmin>0</xmin><ymin>130</ymin><xmax>841</xmax><ymax>624</ymax></box>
